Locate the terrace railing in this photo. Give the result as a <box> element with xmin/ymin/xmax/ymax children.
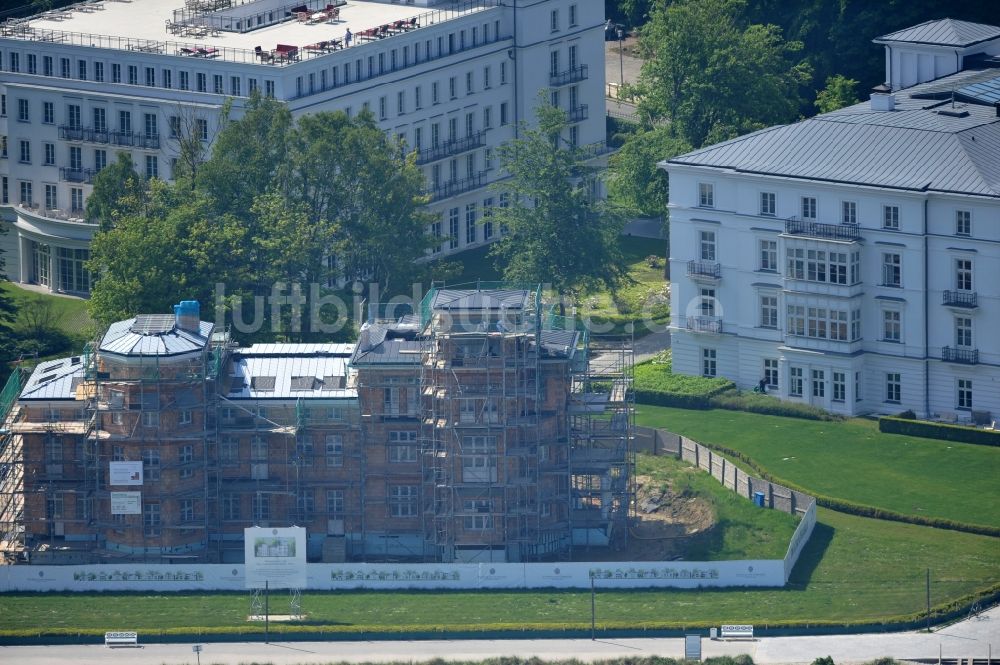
<box><xmin>784</xmin><ymin>218</ymin><xmax>861</xmax><ymax>241</ymax></box>
<box><xmin>429</xmin><ymin>172</ymin><xmax>487</xmax><ymax>201</ymax></box>
<box><xmin>941</xmin><ymin>346</ymin><xmax>978</xmax><ymax>365</ymax></box>
<box><xmin>416</xmin><ymin>131</ymin><xmax>485</xmax><ymax>165</ymax></box>
<box><xmin>550</xmin><ymin>64</ymin><xmax>588</xmax><ymax>87</ymax></box>
<box><xmin>942</xmin><ymin>290</ymin><xmax>977</xmax><ymax>308</ymax></box>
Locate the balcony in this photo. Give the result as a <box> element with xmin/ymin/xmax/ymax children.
<box><xmin>59</xmin><ymin>167</ymin><xmax>97</xmax><ymax>184</ymax></box>
<box><xmin>579</xmin><ymin>140</ymin><xmax>616</xmax><ymax>159</ymax></box>
<box><xmin>59</xmin><ymin>125</ymin><xmax>113</xmax><ymax>144</ymax></box>
<box><xmin>942</xmin><ymin>290</ymin><xmax>977</xmax><ymax>308</ymax></box>
<box><xmin>110</xmin><ymin>131</ymin><xmax>161</xmax><ymax>150</ymax></box>
<box><xmin>416</xmin><ymin>131</ymin><xmax>485</xmax><ymax>165</ymax></box>
<box><xmin>428</xmin><ymin>171</ymin><xmax>487</xmax><ymax>201</ymax></box>
<box><xmin>687</xmin><ymin>260</ymin><xmax>721</xmax><ymax>281</ymax></box>
<box><xmin>685</xmin><ymin>316</ymin><xmax>723</xmax><ymax>334</ymax></box>
<box><xmin>567</xmin><ymin>104</ymin><xmax>589</xmax><ymax>123</ymax></box>
<box><xmin>550</xmin><ymin>64</ymin><xmax>588</xmax><ymax>87</ymax></box>
<box><xmin>14</xmin><ymin>203</ymin><xmax>92</xmax><ymax>224</ymax></box>
<box><xmin>784</xmin><ymin>219</ymin><xmax>861</xmax><ymax>242</ymax></box>
<box><xmin>942</xmin><ymin>346</ymin><xmax>979</xmax><ymax>365</ymax></box>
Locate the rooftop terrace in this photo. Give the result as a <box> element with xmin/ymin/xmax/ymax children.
<box><xmin>2</xmin><ymin>0</ymin><xmax>498</xmax><ymax>66</ymax></box>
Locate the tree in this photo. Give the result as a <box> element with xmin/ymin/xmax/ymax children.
<box><xmin>607</xmin><ymin>125</ymin><xmax>691</xmax><ymax>219</ymax></box>
<box><xmin>815</xmin><ymin>74</ymin><xmax>860</xmax><ymax>113</ymax></box>
<box><xmin>84</xmin><ymin>152</ymin><xmax>148</xmax><ymax>230</ymax></box>
<box><xmin>635</xmin><ymin>0</ymin><xmax>812</xmax><ymax>147</ymax></box>
<box><xmin>490</xmin><ymin>101</ymin><xmax>628</xmax><ymax>310</ymax></box>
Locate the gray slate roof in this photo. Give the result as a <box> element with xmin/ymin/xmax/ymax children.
<box><xmin>874</xmin><ymin>19</ymin><xmax>1000</xmax><ymax>47</ymax></box>
<box><xmin>350</xmin><ymin>332</ymin><xmax>423</xmax><ymax>366</ymax></box>
<box><xmin>431</xmin><ymin>289</ymin><xmax>531</xmax><ymax>311</ymax></box>
<box><xmin>664</xmin><ymin>69</ymin><xmax>1000</xmax><ymax>198</ymax></box>
<box><xmin>228</xmin><ymin>349</ymin><xmax>356</xmax><ymax>400</ymax></box>
<box><xmin>99</xmin><ymin>317</ymin><xmax>214</xmax><ymax>357</ymax></box>
<box><xmin>19</xmin><ymin>357</ymin><xmax>84</xmax><ymax>401</ymax></box>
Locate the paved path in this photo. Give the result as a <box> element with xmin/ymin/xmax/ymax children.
<box><xmin>3</xmin><ymin>605</ymin><xmax>997</xmax><ymax>664</ymax></box>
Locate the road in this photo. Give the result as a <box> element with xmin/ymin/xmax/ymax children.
<box><xmin>2</xmin><ymin>605</ymin><xmax>997</xmax><ymax>665</ymax></box>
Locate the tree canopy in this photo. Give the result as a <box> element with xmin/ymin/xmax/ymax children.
<box><xmin>607</xmin><ymin>125</ymin><xmax>691</xmax><ymax>219</ymax></box>
<box><xmin>815</xmin><ymin>74</ymin><xmax>861</xmax><ymax>113</ymax></box>
<box><xmin>635</xmin><ymin>0</ymin><xmax>812</xmax><ymax>148</ymax></box>
<box><xmin>489</xmin><ymin>101</ymin><xmax>628</xmax><ymax>306</ymax></box>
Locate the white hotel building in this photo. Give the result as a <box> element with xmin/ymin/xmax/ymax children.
<box><xmin>0</xmin><ymin>0</ymin><xmax>607</xmax><ymax>295</ymax></box>
<box><xmin>663</xmin><ymin>19</ymin><xmax>1000</xmax><ymax>420</ymax></box>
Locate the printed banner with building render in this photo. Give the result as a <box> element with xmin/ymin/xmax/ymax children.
<box><xmin>110</xmin><ymin>492</ymin><xmax>141</xmax><ymax>515</ymax></box>
<box><xmin>108</xmin><ymin>461</ymin><xmax>143</xmax><ymax>486</ymax></box>
<box><xmin>243</xmin><ymin>526</ymin><xmax>307</xmax><ymax>589</ymax></box>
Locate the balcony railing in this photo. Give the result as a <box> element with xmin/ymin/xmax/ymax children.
<box><xmin>942</xmin><ymin>346</ymin><xmax>979</xmax><ymax>364</ymax></box>
<box><xmin>942</xmin><ymin>290</ymin><xmax>978</xmax><ymax>308</ymax></box>
<box><xmin>59</xmin><ymin>167</ymin><xmax>97</xmax><ymax>184</ymax></box>
<box><xmin>687</xmin><ymin>260</ymin><xmax>721</xmax><ymax>279</ymax></box>
<box><xmin>109</xmin><ymin>131</ymin><xmax>161</xmax><ymax>150</ymax></box>
<box><xmin>579</xmin><ymin>140</ymin><xmax>616</xmax><ymax>159</ymax></box>
<box><xmin>785</xmin><ymin>219</ymin><xmax>861</xmax><ymax>241</ymax></box>
<box><xmin>550</xmin><ymin>64</ymin><xmax>588</xmax><ymax>87</ymax></box>
<box><xmin>685</xmin><ymin>316</ymin><xmax>722</xmax><ymax>334</ymax></box>
<box><xmin>416</xmin><ymin>131</ymin><xmax>485</xmax><ymax>165</ymax></box>
<box><xmin>428</xmin><ymin>171</ymin><xmax>487</xmax><ymax>201</ymax></box>
<box><xmin>567</xmin><ymin>104</ymin><xmax>589</xmax><ymax>122</ymax></box>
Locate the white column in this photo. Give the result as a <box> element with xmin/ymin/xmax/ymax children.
<box><xmin>18</xmin><ymin>234</ymin><xmax>31</xmax><ymax>284</ymax></box>
<box><xmin>49</xmin><ymin>245</ymin><xmax>58</xmax><ymax>292</ymax></box>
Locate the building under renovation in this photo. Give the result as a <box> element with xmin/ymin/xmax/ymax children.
<box><xmin>0</xmin><ymin>287</ymin><xmax>633</xmax><ymax>564</ymax></box>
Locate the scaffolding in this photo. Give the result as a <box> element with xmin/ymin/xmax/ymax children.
<box><xmin>0</xmin><ymin>368</ymin><xmax>29</xmax><ymax>559</ymax></box>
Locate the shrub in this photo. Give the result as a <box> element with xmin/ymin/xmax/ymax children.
<box><xmin>634</xmin><ymin>355</ymin><xmax>734</xmax><ymax>400</ymax></box>
<box><xmin>879</xmin><ymin>417</ymin><xmax>1000</xmax><ymax>447</ymax></box>
<box><xmin>708</xmin><ymin>390</ymin><xmax>836</xmax><ymax>421</ymax></box>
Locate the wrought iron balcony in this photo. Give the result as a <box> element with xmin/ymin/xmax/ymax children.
<box><xmin>687</xmin><ymin>260</ymin><xmax>721</xmax><ymax>280</ymax></box>
<box><xmin>59</xmin><ymin>125</ymin><xmax>112</xmax><ymax>144</ymax></box>
<box><xmin>108</xmin><ymin>131</ymin><xmax>161</xmax><ymax>149</ymax></box>
<box><xmin>59</xmin><ymin>167</ymin><xmax>97</xmax><ymax>184</ymax></box>
<box><xmin>784</xmin><ymin>219</ymin><xmax>861</xmax><ymax>241</ymax></box>
<box><xmin>416</xmin><ymin>131</ymin><xmax>485</xmax><ymax>165</ymax></box>
<box><xmin>942</xmin><ymin>290</ymin><xmax>977</xmax><ymax>308</ymax></box>
<box><xmin>942</xmin><ymin>346</ymin><xmax>978</xmax><ymax>364</ymax></box>
<box><xmin>685</xmin><ymin>316</ymin><xmax>722</xmax><ymax>334</ymax></box>
<box><xmin>428</xmin><ymin>171</ymin><xmax>487</xmax><ymax>201</ymax></box>
<box><xmin>550</xmin><ymin>64</ymin><xmax>588</xmax><ymax>87</ymax></box>
<box><xmin>567</xmin><ymin>104</ymin><xmax>589</xmax><ymax>122</ymax></box>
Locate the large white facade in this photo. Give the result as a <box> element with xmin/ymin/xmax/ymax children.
<box><xmin>662</xmin><ymin>20</ymin><xmax>1000</xmax><ymax>421</ymax></box>
<box><xmin>0</xmin><ymin>0</ymin><xmax>607</xmax><ymax>294</ymax></box>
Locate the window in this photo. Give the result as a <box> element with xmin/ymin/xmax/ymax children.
<box><xmin>325</xmin><ymin>434</ymin><xmax>343</xmax><ymax>467</ymax></box>
<box><xmin>18</xmin><ymin>140</ymin><xmax>30</xmax><ymax>164</ymax></box>
<box><xmin>168</xmin><ymin>116</ymin><xmax>180</xmax><ymax>139</ymax></box>
<box><xmin>94</xmin><ymin>61</ymin><xmax>103</xmax><ymax>82</ymax></box>
<box><xmin>44</xmin><ymin>184</ymin><xmax>56</xmax><ymax>209</ymax></box>
<box><xmin>955</xmin><ymin>316</ymin><xmax>972</xmax><ymax>348</ymax></box>
<box><xmin>196</xmin><ymin>72</ymin><xmax>207</xmax><ymax>92</ymax></box>
<box><xmin>95</xmin><ymin>149</ymin><xmax>106</xmax><ymax>171</ymax></box>
<box><xmin>144</xmin><ymin>112</ymin><xmax>158</xmax><ymax>138</ymax></box>
<box><xmin>295</xmin><ymin>435</ymin><xmax>313</xmax><ymax>467</ymax></box>
<box><xmin>763</xmin><ymin>359</ymin><xmax>778</xmax><ymax>389</ymax></box>
<box><xmin>326</xmin><ymin>489</ymin><xmax>344</xmax><ymax>516</ymax></box>
<box><xmin>801</xmin><ymin>196</ymin><xmax>816</xmax><ymax>220</ymax></box>
<box><xmin>0</xmin><ymin>136</ymin><xmax>5</xmax><ymax>159</ymax></box>
<box><xmin>265</xmin><ymin>80</ymin><xmax>275</xmax><ymax>98</ymax></box>
<box><xmin>759</xmin><ymin>239</ymin><xmax>777</xmax><ymax>272</ymax></box>
<box><xmin>697</xmin><ymin>182</ymin><xmax>714</xmax><ymax>208</ymax></box>
<box><xmin>71</xmin><ymin>187</ymin><xmax>83</xmax><ymax>212</ymax></box>
<box><xmin>885</xmin><ymin>373</ymin><xmax>901</xmax><ymax>403</ymax></box>
<box><xmin>196</xmin><ymin>118</ymin><xmax>208</xmax><ymax>142</ymax></box>
<box><xmin>45</xmin><ymin>437</ymin><xmax>62</xmax><ymax>462</ymax></box>
<box><xmin>699</xmin><ymin>230</ymin><xmax>716</xmax><ymax>261</ymax></box>
<box><xmin>44</xmin><ymin>143</ymin><xmax>55</xmax><ymax>166</ymax></box>
<box><xmin>449</xmin><ymin>76</ymin><xmax>456</xmax><ymax>99</ymax></box>
<box><xmin>111</xmin><ymin>63</ymin><xmax>120</xmax><ymax>83</ymax></box>
<box><xmin>18</xmin><ymin>181</ymin><xmax>32</xmax><ymax>206</ymax></box>
<box><xmin>448</xmin><ymin>207</ymin><xmax>460</xmax><ymax>249</ymax></box>
<box><xmin>702</xmin><ymin>348</ymin><xmax>717</xmax><ymax>377</ymax></box>
<box><xmin>296</xmin><ymin>490</ymin><xmax>314</xmax><ymax>518</ymax></box>
<box><xmin>699</xmin><ymin>288</ymin><xmax>716</xmax><ymax>317</ymax></box>
<box><xmin>957</xmin><ymin>379</ymin><xmax>972</xmax><ymax>410</ymax></box>
<box><xmin>8</xmin><ymin>53</ymin><xmax>19</xmax><ymax>73</ymax></box>
<box><xmin>222</xmin><ymin>493</ymin><xmax>239</xmax><ymax>520</ymax></box>
<box><xmin>842</xmin><ymin>201</ymin><xmax>857</xmax><ymax>225</ymax></box>
<box><xmin>881</xmin><ymin>252</ymin><xmax>901</xmax><ymax>287</ymax></box>
<box><xmin>143</xmin><ymin>66</ymin><xmax>154</xmax><ymax>87</ymax></box>
<box><xmin>389</xmin><ymin>485</ymin><xmax>418</xmax><ymax>517</ymax></box>
<box><xmin>0</xmin><ymin>94</ymin><xmax>4</xmax><ymax>117</ymax></box>
<box><xmin>463</xmin><ymin>499</ymin><xmax>493</xmax><ymax>530</ymax></box>
<box><xmin>179</xmin><ymin>71</ymin><xmax>189</xmax><ymax>91</ymax></box>
<box><xmin>251</xmin><ymin>436</ymin><xmax>267</xmax><ymax>461</ymax></box>
<box><xmin>178</xmin><ymin>410</ymin><xmax>193</xmax><ymax>426</ymax></box>
<box><xmin>143</xmin><ymin>449</ymin><xmax>160</xmax><ymax>480</ymax></box>
<box><xmin>484</xmin><ymin>147</ymin><xmax>493</xmax><ymax>170</ymax></box>
<box><xmin>27</xmin><ymin>54</ymin><xmax>36</xmax><ymax>74</ymax></box>
<box><xmin>93</xmin><ymin>107</ymin><xmax>106</xmax><ymax>132</ymax></box>
<box><xmin>855</xmin><ymin>371</ymin><xmax>863</xmax><ymax>402</ymax></box>
<box><xmin>789</xmin><ymin>367</ymin><xmax>803</xmax><ymax>397</ymax></box>
<box><xmin>230</xmin><ymin>76</ymin><xmax>240</xmax><ymax>96</ymax></box>
<box><xmin>43</xmin><ymin>101</ymin><xmax>54</xmax><ymax>124</ymax></box>
<box><xmin>431</xmin><ymin>81</ymin><xmax>439</xmax><ymax>104</ymax></box>
<box><xmin>220</xmin><ymin>437</ymin><xmax>238</xmax><ymax>465</ymax></box>
<box><xmin>68</xmin><ymin>104</ymin><xmax>82</xmax><ymax>130</ymax></box>
<box><xmin>118</xmin><ymin>110</ymin><xmax>131</xmax><ymax>133</ymax></box>
<box><xmin>2</xmin><ymin>177</ymin><xmax>7</xmax><ymax>205</ymax></box>
<box><xmin>832</xmin><ymin>372</ymin><xmax>846</xmax><ymax>402</ymax></box>
<box><xmin>251</xmin><ymin>493</ymin><xmax>270</xmax><ymax>521</ymax></box>
<box><xmin>955</xmin><ymin>258</ymin><xmax>973</xmax><ymax>291</ymax></box>
<box><xmin>378</xmin><ymin>95</ymin><xmax>386</xmax><ymax>120</ymax></box>
<box><xmin>389</xmin><ymin>431</ymin><xmax>417</xmax><ymax>462</ymax></box>
<box><xmin>142</xmin><ymin>411</ymin><xmax>159</xmax><ymax>427</ymax></box>
<box><xmin>483</xmin><ymin>198</ymin><xmax>494</xmax><ymax>239</ymax></box>
<box><xmin>500</xmin><ymin>102</ymin><xmax>508</xmax><ymax>126</ymax></box>
<box><xmin>466</xmin><ymin>71</ymin><xmax>473</xmax><ymax>95</ymax></box>
<box><xmin>811</xmin><ymin>370</ymin><xmax>825</xmax><ymax>398</ymax></box>
<box><xmin>145</xmin><ymin>155</ymin><xmax>158</xmax><ymax>179</ymax></box>
<box><xmin>465</xmin><ymin>203</ymin><xmax>477</xmax><ymax>244</ymax></box>
<box><xmin>179</xmin><ymin>497</ymin><xmax>195</xmax><ymax>523</ymax></box>
<box><xmin>396</xmin><ymin>90</ymin><xmax>404</xmax><ymax>115</ymax></box>
<box><xmin>569</xmin><ymin>4</ymin><xmax>578</xmax><ymax>26</ymax></box>
<box><xmin>850</xmin><ymin>309</ymin><xmax>862</xmax><ymax>341</ymax></box>
<box><xmin>143</xmin><ymin>501</ymin><xmax>161</xmax><ymax>536</ymax></box>
<box><xmin>760</xmin><ymin>294</ymin><xmax>778</xmax><ymax>329</ymax></box>
<box><xmin>760</xmin><ymin>192</ymin><xmax>776</xmax><ymax>216</ymax></box>
<box><xmin>955</xmin><ymin>210</ymin><xmax>971</xmax><ymax>236</ymax></box>
<box><xmin>550</xmin><ymin>8</ymin><xmax>559</xmax><ymax>31</ymax></box>
<box><xmin>883</xmin><ymin>205</ymin><xmax>899</xmax><ymax>230</ymax></box>
<box><xmin>17</xmin><ymin>98</ymin><xmax>28</xmax><ymax>122</ymax></box>
<box><xmin>127</xmin><ymin>65</ymin><xmax>137</xmax><ymax>85</ymax></box>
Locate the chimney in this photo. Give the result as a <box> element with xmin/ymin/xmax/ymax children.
<box><xmin>870</xmin><ymin>83</ymin><xmax>895</xmax><ymax>112</ymax></box>
<box><xmin>173</xmin><ymin>300</ymin><xmax>201</xmax><ymax>333</ymax></box>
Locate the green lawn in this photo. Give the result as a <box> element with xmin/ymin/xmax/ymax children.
<box><xmin>636</xmin><ymin>453</ymin><xmax>798</xmax><ymax>560</ymax></box>
<box><xmin>1</xmin><ymin>509</ymin><xmax>996</xmax><ymax>634</ymax></box>
<box><xmin>1</xmin><ymin>282</ymin><xmax>93</xmax><ymax>339</ymax></box>
<box><xmin>636</xmin><ymin>405</ymin><xmax>1000</xmax><ymax>529</ymax></box>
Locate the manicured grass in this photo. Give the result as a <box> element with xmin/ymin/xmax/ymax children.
<box><xmin>1</xmin><ymin>509</ymin><xmax>996</xmax><ymax>633</ymax></box>
<box><xmin>635</xmin><ymin>405</ymin><xmax>1000</xmax><ymax>529</ymax></box>
<box><xmin>635</xmin><ymin>352</ymin><xmax>733</xmax><ymax>396</ymax></box>
<box><xmin>1</xmin><ymin>282</ymin><xmax>94</xmax><ymax>341</ymax></box>
<box><xmin>636</xmin><ymin>453</ymin><xmax>798</xmax><ymax>560</ymax></box>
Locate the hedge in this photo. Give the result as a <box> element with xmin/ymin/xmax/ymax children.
<box><xmin>681</xmin><ymin>436</ymin><xmax>1000</xmax><ymax>538</ymax></box>
<box><xmin>879</xmin><ymin>416</ymin><xmax>1000</xmax><ymax>447</ymax></box>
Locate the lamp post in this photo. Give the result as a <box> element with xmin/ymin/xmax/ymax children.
<box><xmin>617</xmin><ymin>27</ymin><xmax>624</xmax><ymax>86</ymax></box>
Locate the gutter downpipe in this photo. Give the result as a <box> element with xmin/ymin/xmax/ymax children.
<box><xmin>923</xmin><ymin>196</ymin><xmax>930</xmax><ymax>419</ymax></box>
